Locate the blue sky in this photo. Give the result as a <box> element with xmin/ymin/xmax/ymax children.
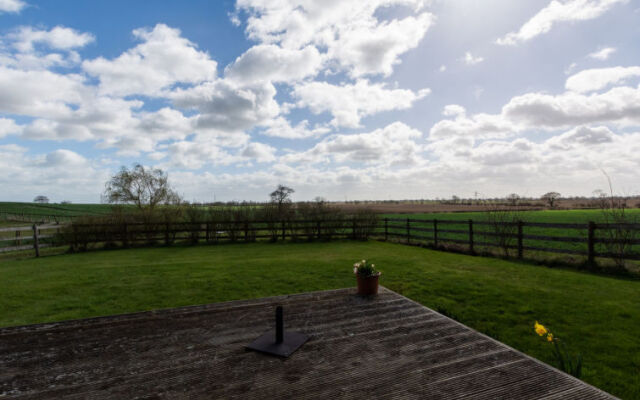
<box><xmin>0</xmin><ymin>0</ymin><xmax>639</xmax><ymax>203</ymax></box>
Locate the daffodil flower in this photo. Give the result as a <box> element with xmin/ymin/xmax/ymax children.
<box><xmin>534</xmin><ymin>321</ymin><xmax>548</xmax><ymax>336</ymax></box>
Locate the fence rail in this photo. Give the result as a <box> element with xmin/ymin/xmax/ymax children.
<box><xmin>1</xmin><ymin>218</ymin><xmax>639</xmax><ymax>267</ymax></box>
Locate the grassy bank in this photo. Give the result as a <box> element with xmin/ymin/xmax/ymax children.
<box><xmin>0</xmin><ymin>241</ymin><xmax>637</xmax><ymax>398</ymax></box>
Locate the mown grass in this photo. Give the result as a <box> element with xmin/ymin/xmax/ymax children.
<box><xmin>0</xmin><ymin>241</ymin><xmax>638</xmax><ymax>398</ymax></box>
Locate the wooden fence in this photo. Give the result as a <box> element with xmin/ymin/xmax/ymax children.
<box><xmin>384</xmin><ymin>218</ymin><xmax>640</xmax><ymax>263</ymax></box>
<box><xmin>1</xmin><ymin>218</ymin><xmax>639</xmax><ymax>266</ymax></box>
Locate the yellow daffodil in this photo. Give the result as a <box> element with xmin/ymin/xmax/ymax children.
<box><xmin>534</xmin><ymin>321</ymin><xmax>548</xmax><ymax>336</ymax></box>
<box><xmin>547</xmin><ymin>333</ymin><xmax>554</xmax><ymax>342</ymax></box>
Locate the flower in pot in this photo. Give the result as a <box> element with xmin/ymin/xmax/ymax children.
<box><xmin>353</xmin><ymin>259</ymin><xmax>381</xmax><ymax>296</ymax></box>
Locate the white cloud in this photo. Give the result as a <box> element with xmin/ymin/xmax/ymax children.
<box><xmin>281</xmin><ymin>122</ymin><xmax>424</xmax><ymax>166</ymax></box>
<box><xmin>430</xmin><ymin>111</ymin><xmax>517</xmax><ymax>140</ymax></box>
<box><xmin>463</xmin><ymin>52</ymin><xmax>484</xmax><ymax>65</ymax></box>
<box><xmin>503</xmin><ymin>86</ymin><xmax>640</xmax><ymax>128</ymax></box>
<box><xmin>236</xmin><ymin>0</ymin><xmax>434</xmax><ymax>77</ymax></box>
<box><xmin>170</xmin><ymin>79</ymin><xmax>279</xmax><ymax>142</ymax></box>
<box><xmin>565</xmin><ymin>66</ymin><xmax>640</xmax><ymax>93</ymax></box>
<box><xmin>259</xmin><ymin>117</ymin><xmax>330</xmax><ymax>139</ymax></box>
<box><xmin>241</xmin><ymin>142</ymin><xmax>277</xmax><ymax>162</ymax></box>
<box><xmin>225</xmin><ymin>44</ymin><xmax>323</xmax><ymax>84</ymax></box>
<box><xmin>0</xmin><ymin>146</ymin><xmax>109</xmax><ymax>202</ymax></box>
<box><xmin>9</xmin><ymin>26</ymin><xmax>94</xmax><ymax>53</ymax></box>
<box><xmin>0</xmin><ymin>0</ymin><xmax>27</xmax><ymax>13</ymax></box>
<box><xmin>292</xmin><ymin>80</ymin><xmax>430</xmax><ymax>128</ymax></box>
<box><xmin>83</xmin><ymin>24</ymin><xmax>217</xmax><ymax>96</ymax></box>
<box><xmin>0</xmin><ymin>117</ymin><xmax>22</xmax><ymax>138</ymax></box>
<box><xmin>545</xmin><ymin>125</ymin><xmax>615</xmax><ymax>150</ymax></box>
<box><xmin>0</xmin><ymin>66</ymin><xmax>87</xmax><ymax>118</ymax></box>
<box><xmin>497</xmin><ymin>0</ymin><xmax>627</xmax><ymax>46</ymax></box>
<box><xmin>589</xmin><ymin>47</ymin><xmax>616</xmax><ymax>60</ymax></box>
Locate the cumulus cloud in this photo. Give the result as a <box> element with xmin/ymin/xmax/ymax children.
<box><xmin>0</xmin><ymin>146</ymin><xmax>109</xmax><ymax>202</ymax></box>
<box><xmin>236</xmin><ymin>0</ymin><xmax>434</xmax><ymax>77</ymax></box>
<box><xmin>225</xmin><ymin>44</ymin><xmax>322</xmax><ymax>84</ymax></box>
<box><xmin>9</xmin><ymin>26</ymin><xmax>94</xmax><ymax>53</ymax></box>
<box><xmin>292</xmin><ymin>80</ymin><xmax>430</xmax><ymax>128</ymax></box>
<box><xmin>259</xmin><ymin>117</ymin><xmax>330</xmax><ymax>139</ymax></box>
<box><xmin>171</xmin><ymin>79</ymin><xmax>278</xmax><ymax>143</ymax></box>
<box><xmin>0</xmin><ymin>117</ymin><xmax>22</xmax><ymax>138</ymax></box>
<box><xmin>589</xmin><ymin>47</ymin><xmax>616</xmax><ymax>60</ymax></box>
<box><xmin>0</xmin><ymin>0</ymin><xmax>27</xmax><ymax>13</ymax></box>
<box><xmin>497</xmin><ymin>0</ymin><xmax>627</xmax><ymax>46</ymax></box>
<box><xmin>430</xmin><ymin>107</ymin><xmax>517</xmax><ymax>140</ymax></box>
<box><xmin>565</xmin><ymin>66</ymin><xmax>640</xmax><ymax>93</ymax></box>
<box><xmin>83</xmin><ymin>24</ymin><xmax>217</xmax><ymax>96</ymax></box>
<box><xmin>545</xmin><ymin>125</ymin><xmax>615</xmax><ymax>150</ymax></box>
<box><xmin>503</xmin><ymin>86</ymin><xmax>640</xmax><ymax>128</ymax></box>
<box><xmin>241</xmin><ymin>142</ymin><xmax>277</xmax><ymax>162</ymax></box>
<box><xmin>281</xmin><ymin>122</ymin><xmax>424</xmax><ymax>166</ymax></box>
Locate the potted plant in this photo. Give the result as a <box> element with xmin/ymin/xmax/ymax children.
<box><xmin>353</xmin><ymin>259</ymin><xmax>381</xmax><ymax>296</ymax></box>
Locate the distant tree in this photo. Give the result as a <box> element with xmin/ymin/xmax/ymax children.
<box><xmin>507</xmin><ymin>193</ymin><xmax>520</xmax><ymax>206</ymax></box>
<box><xmin>61</xmin><ymin>200</ymin><xmax>72</xmax><ymax>205</ymax></box>
<box><xmin>541</xmin><ymin>192</ymin><xmax>561</xmax><ymax>208</ymax></box>
<box><xmin>33</xmin><ymin>195</ymin><xmax>49</xmax><ymax>204</ymax></box>
<box><xmin>270</xmin><ymin>185</ymin><xmax>294</xmax><ymax>207</ymax></box>
<box><xmin>102</xmin><ymin>164</ymin><xmax>181</xmax><ymax>210</ymax></box>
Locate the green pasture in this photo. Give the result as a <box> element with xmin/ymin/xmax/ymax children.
<box><xmin>382</xmin><ymin>209</ymin><xmax>640</xmax><ymax>271</ymax></box>
<box><xmin>0</xmin><ymin>241</ymin><xmax>638</xmax><ymax>398</ymax></box>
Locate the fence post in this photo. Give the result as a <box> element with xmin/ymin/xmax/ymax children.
<box><xmin>317</xmin><ymin>220</ymin><xmax>321</xmax><ymax>240</ymax></box>
<box><xmin>32</xmin><ymin>224</ymin><xmax>40</xmax><ymax>257</ymax></box>
<box><xmin>205</xmin><ymin>222</ymin><xmax>210</xmax><ymax>243</ymax></box>
<box><xmin>406</xmin><ymin>218</ymin><xmax>411</xmax><ymax>245</ymax></box>
<box><xmin>15</xmin><ymin>230</ymin><xmax>21</xmax><ymax>246</ymax></box>
<box><xmin>588</xmin><ymin>221</ymin><xmax>596</xmax><ymax>266</ymax></box>
<box><xmin>468</xmin><ymin>219</ymin><xmax>474</xmax><ymax>254</ymax></box>
<box><xmin>281</xmin><ymin>221</ymin><xmax>286</xmax><ymax>241</ymax></box>
<box><xmin>352</xmin><ymin>217</ymin><xmax>356</xmax><ymax>240</ymax></box>
<box><xmin>244</xmin><ymin>220</ymin><xmax>249</xmax><ymax>242</ymax></box>
<box><xmin>433</xmin><ymin>219</ymin><xmax>438</xmax><ymax>247</ymax></box>
<box><xmin>123</xmin><ymin>222</ymin><xmax>129</xmax><ymax>248</ymax></box>
<box><xmin>384</xmin><ymin>218</ymin><xmax>388</xmax><ymax>241</ymax></box>
<box><xmin>517</xmin><ymin>221</ymin><xmax>524</xmax><ymax>259</ymax></box>
<box><xmin>165</xmin><ymin>222</ymin><xmax>170</xmax><ymax>245</ymax></box>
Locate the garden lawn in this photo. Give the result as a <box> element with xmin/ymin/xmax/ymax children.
<box><xmin>0</xmin><ymin>241</ymin><xmax>638</xmax><ymax>399</ymax></box>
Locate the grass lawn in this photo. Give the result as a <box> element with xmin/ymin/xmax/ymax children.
<box><xmin>0</xmin><ymin>241</ymin><xmax>638</xmax><ymax>399</ymax></box>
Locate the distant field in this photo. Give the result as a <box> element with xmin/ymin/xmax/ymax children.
<box><xmin>0</xmin><ymin>202</ymin><xmax>113</xmax><ymax>219</ymax></box>
<box><xmin>0</xmin><ymin>241</ymin><xmax>637</xmax><ymax>398</ymax></box>
<box><xmin>383</xmin><ymin>209</ymin><xmax>640</xmax><ymax>223</ymax></box>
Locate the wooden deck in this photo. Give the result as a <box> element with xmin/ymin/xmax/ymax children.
<box><xmin>0</xmin><ymin>287</ymin><xmax>616</xmax><ymax>399</ymax></box>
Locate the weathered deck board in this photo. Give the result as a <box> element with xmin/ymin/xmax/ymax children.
<box><xmin>0</xmin><ymin>287</ymin><xmax>616</xmax><ymax>399</ymax></box>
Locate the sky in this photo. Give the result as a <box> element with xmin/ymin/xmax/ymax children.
<box><xmin>0</xmin><ymin>0</ymin><xmax>639</xmax><ymax>203</ymax></box>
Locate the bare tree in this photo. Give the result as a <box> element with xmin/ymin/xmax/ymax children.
<box><xmin>102</xmin><ymin>164</ymin><xmax>181</xmax><ymax>210</ymax></box>
<box><xmin>33</xmin><ymin>195</ymin><xmax>49</xmax><ymax>204</ymax></box>
<box><xmin>598</xmin><ymin>172</ymin><xmax>638</xmax><ymax>271</ymax></box>
<box><xmin>541</xmin><ymin>192</ymin><xmax>561</xmax><ymax>208</ymax></box>
<box><xmin>507</xmin><ymin>193</ymin><xmax>520</xmax><ymax>206</ymax></box>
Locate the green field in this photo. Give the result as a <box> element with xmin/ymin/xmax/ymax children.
<box><xmin>0</xmin><ymin>241</ymin><xmax>638</xmax><ymax>398</ymax></box>
<box><xmin>383</xmin><ymin>209</ymin><xmax>640</xmax><ymax>224</ymax></box>
<box><xmin>0</xmin><ymin>202</ymin><xmax>113</xmax><ymax>219</ymax></box>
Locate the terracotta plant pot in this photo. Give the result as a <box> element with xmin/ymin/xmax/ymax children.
<box><xmin>356</xmin><ymin>273</ymin><xmax>381</xmax><ymax>296</ymax></box>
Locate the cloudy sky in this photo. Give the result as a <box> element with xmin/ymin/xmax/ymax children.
<box><xmin>0</xmin><ymin>0</ymin><xmax>639</xmax><ymax>203</ymax></box>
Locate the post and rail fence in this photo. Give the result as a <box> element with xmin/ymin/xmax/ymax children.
<box><xmin>1</xmin><ymin>218</ymin><xmax>639</xmax><ymax>267</ymax></box>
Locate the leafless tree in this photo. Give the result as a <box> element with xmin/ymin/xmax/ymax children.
<box><xmin>541</xmin><ymin>192</ymin><xmax>561</xmax><ymax>208</ymax></box>
<box><xmin>33</xmin><ymin>195</ymin><xmax>49</xmax><ymax>204</ymax></box>
<box><xmin>102</xmin><ymin>164</ymin><xmax>181</xmax><ymax>210</ymax></box>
